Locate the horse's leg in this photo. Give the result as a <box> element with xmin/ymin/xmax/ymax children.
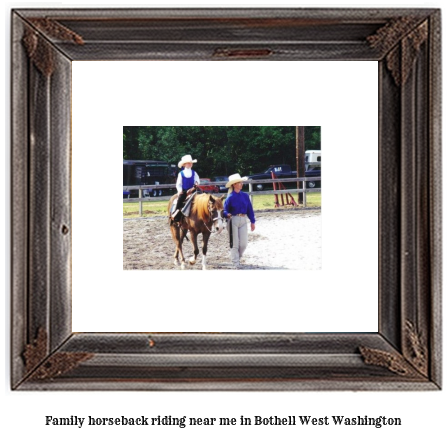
<box><xmin>178</xmin><ymin>228</ymin><xmax>187</xmax><ymax>269</ymax></box>
<box><xmin>170</xmin><ymin>225</ymin><xmax>180</xmax><ymax>265</ymax></box>
<box><xmin>170</xmin><ymin>224</ymin><xmax>186</xmax><ymax>268</ymax></box>
<box><xmin>188</xmin><ymin>230</ymin><xmax>199</xmax><ymax>265</ymax></box>
<box><xmin>201</xmin><ymin>231</ymin><xmax>211</xmax><ymax>270</ymax></box>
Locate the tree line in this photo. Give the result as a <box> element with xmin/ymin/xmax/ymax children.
<box><xmin>123</xmin><ymin>126</ymin><xmax>321</xmax><ymax>177</ymax></box>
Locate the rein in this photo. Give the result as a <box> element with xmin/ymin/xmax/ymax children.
<box><xmin>202</xmin><ymin>201</ymin><xmax>222</xmax><ymax>233</ymax></box>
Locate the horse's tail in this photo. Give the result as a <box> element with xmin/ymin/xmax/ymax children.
<box><xmin>167</xmin><ymin>197</ymin><xmax>172</xmax><ymax>224</ymax></box>
<box><xmin>182</xmin><ymin>229</ymin><xmax>189</xmax><ymax>242</ymax></box>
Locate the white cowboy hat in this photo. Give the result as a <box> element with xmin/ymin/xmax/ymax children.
<box><xmin>225</xmin><ymin>173</ymin><xmax>248</xmax><ymax>188</ymax></box>
<box><xmin>178</xmin><ymin>154</ymin><xmax>197</xmax><ymax>168</ymax></box>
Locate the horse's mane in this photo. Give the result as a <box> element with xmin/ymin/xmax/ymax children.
<box><xmin>192</xmin><ymin>194</ymin><xmax>224</xmax><ymax>222</ymax></box>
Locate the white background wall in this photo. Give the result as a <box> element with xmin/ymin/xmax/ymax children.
<box><xmin>72</xmin><ymin>60</ymin><xmax>378</xmax><ymax>333</ymax></box>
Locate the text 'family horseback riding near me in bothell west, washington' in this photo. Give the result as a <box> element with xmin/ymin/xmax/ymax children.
<box><xmin>43</xmin><ymin>414</ymin><xmax>403</xmax><ymax>429</ymax></box>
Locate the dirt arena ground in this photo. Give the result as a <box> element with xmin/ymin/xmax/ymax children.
<box><xmin>123</xmin><ymin>208</ymin><xmax>321</xmax><ymax>270</ymax></box>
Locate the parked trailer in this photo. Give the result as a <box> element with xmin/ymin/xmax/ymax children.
<box><xmin>305</xmin><ymin>150</ymin><xmax>321</xmax><ymax>188</ymax></box>
<box><xmin>305</xmin><ymin>150</ymin><xmax>321</xmax><ymax>171</ymax></box>
<box><xmin>123</xmin><ymin>160</ymin><xmax>176</xmax><ymax>198</ymax></box>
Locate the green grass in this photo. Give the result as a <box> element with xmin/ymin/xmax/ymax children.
<box><xmin>123</xmin><ymin>192</ymin><xmax>321</xmax><ymax>218</ymax></box>
<box><xmin>252</xmin><ymin>192</ymin><xmax>321</xmax><ymax>209</ymax></box>
<box><xmin>123</xmin><ymin>199</ymin><xmax>169</xmax><ymax>217</ymax></box>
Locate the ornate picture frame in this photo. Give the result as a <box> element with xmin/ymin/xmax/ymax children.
<box><xmin>11</xmin><ymin>8</ymin><xmax>441</xmax><ymax>390</ymax></box>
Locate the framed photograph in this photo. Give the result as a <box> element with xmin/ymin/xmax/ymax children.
<box><xmin>11</xmin><ymin>8</ymin><xmax>441</xmax><ymax>390</ymax></box>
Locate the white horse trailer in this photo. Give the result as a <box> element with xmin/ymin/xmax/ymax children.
<box><xmin>305</xmin><ymin>150</ymin><xmax>321</xmax><ymax>171</ymax></box>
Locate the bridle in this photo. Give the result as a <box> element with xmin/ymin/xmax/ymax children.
<box><xmin>204</xmin><ymin>200</ymin><xmax>224</xmax><ymax>233</ymax></box>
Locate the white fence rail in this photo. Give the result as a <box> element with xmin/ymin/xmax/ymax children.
<box><xmin>123</xmin><ymin>177</ymin><xmax>321</xmax><ymax>216</ymax></box>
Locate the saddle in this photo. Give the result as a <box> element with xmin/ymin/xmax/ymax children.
<box><xmin>170</xmin><ymin>192</ymin><xmax>196</xmax><ymax>222</ymax></box>
<box><xmin>181</xmin><ymin>192</ymin><xmax>196</xmax><ymax>216</ymax></box>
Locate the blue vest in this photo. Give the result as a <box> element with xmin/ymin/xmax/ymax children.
<box><xmin>181</xmin><ymin>170</ymin><xmax>195</xmax><ymax>191</ymax></box>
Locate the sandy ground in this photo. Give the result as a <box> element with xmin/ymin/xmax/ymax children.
<box><xmin>123</xmin><ymin>208</ymin><xmax>321</xmax><ymax>270</ymax></box>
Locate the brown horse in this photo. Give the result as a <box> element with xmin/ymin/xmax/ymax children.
<box><xmin>168</xmin><ymin>193</ymin><xmax>225</xmax><ymax>269</ymax></box>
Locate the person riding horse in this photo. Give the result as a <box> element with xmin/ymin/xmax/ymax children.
<box><xmin>171</xmin><ymin>154</ymin><xmax>200</xmax><ymax>222</ymax></box>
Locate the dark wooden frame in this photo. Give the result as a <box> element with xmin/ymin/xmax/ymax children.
<box><xmin>11</xmin><ymin>8</ymin><xmax>441</xmax><ymax>390</ymax></box>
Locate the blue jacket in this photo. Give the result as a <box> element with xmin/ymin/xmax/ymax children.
<box><xmin>224</xmin><ymin>191</ymin><xmax>256</xmax><ymax>223</ymax></box>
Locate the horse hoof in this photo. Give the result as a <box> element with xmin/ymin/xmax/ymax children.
<box><xmin>189</xmin><ymin>258</ymin><xmax>196</xmax><ymax>265</ymax></box>
<box><xmin>181</xmin><ymin>263</ymin><xmax>186</xmax><ymax>270</ymax></box>
<box><xmin>173</xmin><ymin>259</ymin><xmax>179</xmax><ymax>266</ymax></box>
<box><xmin>202</xmin><ymin>265</ymin><xmax>207</xmax><ymax>270</ymax></box>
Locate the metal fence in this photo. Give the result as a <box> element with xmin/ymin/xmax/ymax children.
<box><xmin>123</xmin><ymin>177</ymin><xmax>321</xmax><ymax>216</ymax></box>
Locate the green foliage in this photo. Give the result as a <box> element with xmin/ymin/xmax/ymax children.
<box><xmin>123</xmin><ymin>126</ymin><xmax>321</xmax><ymax>177</ymax></box>
<box><xmin>305</xmin><ymin>126</ymin><xmax>321</xmax><ymax>150</ymax></box>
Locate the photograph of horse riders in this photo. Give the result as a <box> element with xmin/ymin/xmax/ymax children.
<box><xmin>123</xmin><ymin>126</ymin><xmax>321</xmax><ymax>270</ymax></box>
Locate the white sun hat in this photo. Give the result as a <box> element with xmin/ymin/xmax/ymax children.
<box><xmin>178</xmin><ymin>154</ymin><xmax>197</xmax><ymax>168</ymax></box>
<box><xmin>225</xmin><ymin>173</ymin><xmax>248</xmax><ymax>188</ymax></box>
